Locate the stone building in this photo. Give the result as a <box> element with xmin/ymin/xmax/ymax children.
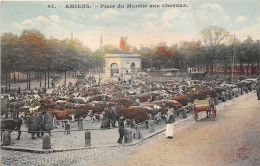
<box><xmin>104</xmin><ymin>49</ymin><xmax>141</xmax><ymax>82</ymax></box>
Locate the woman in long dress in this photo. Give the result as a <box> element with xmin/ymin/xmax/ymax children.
<box><xmin>165</xmin><ymin>108</ymin><xmax>175</xmax><ymax>139</ymax></box>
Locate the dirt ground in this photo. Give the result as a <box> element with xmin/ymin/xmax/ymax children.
<box><xmin>91</xmin><ymin>91</ymin><xmax>260</xmax><ymax>166</ymax></box>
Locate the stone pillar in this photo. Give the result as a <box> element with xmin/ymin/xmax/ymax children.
<box><xmin>42</xmin><ymin>135</ymin><xmax>51</xmax><ymax>149</ymax></box>
<box><xmin>124</xmin><ymin>130</ymin><xmax>132</xmax><ymax>143</ymax></box>
<box><xmin>134</xmin><ymin>125</ymin><xmax>141</xmax><ymax>139</ymax></box>
<box><xmin>85</xmin><ymin>131</ymin><xmax>91</xmax><ymax>147</ymax></box>
<box><xmin>78</xmin><ymin>118</ymin><xmax>83</xmax><ymax>130</ymax></box>
<box><xmin>2</xmin><ymin>131</ymin><xmax>11</xmax><ymax>146</ymax></box>
<box><xmin>149</xmin><ymin>120</ymin><xmax>155</xmax><ymax>133</ymax></box>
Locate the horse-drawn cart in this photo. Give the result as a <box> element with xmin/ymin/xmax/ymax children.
<box><xmin>193</xmin><ymin>99</ymin><xmax>216</xmax><ymax>121</ymax></box>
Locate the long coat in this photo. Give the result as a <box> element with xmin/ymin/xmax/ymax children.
<box><xmin>28</xmin><ymin>116</ymin><xmax>39</xmax><ymax>133</ymax></box>
<box><xmin>100</xmin><ymin>110</ymin><xmax>111</xmax><ymax>128</ymax></box>
<box><xmin>166</xmin><ymin>114</ymin><xmax>175</xmax><ymax>124</ymax></box>
<box><xmin>37</xmin><ymin>115</ymin><xmax>44</xmax><ymax>131</ymax></box>
<box><xmin>109</xmin><ymin>108</ymin><xmax>117</xmax><ymax>127</ymax></box>
<box><xmin>42</xmin><ymin>113</ymin><xmax>53</xmax><ymax>131</ymax></box>
<box><xmin>118</xmin><ymin>118</ymin><xmax>125</xmax><ymax>131</ymax></box>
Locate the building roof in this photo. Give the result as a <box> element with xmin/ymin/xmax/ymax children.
<box><xmin>112</xmin><ymin>49</ymin><xmax>131</xmax><ymax>54</ymax></box>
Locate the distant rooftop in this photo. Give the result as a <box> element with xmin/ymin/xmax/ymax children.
<box><xmin>112</xmin><ymin>49</ymin><xmax>131</xmax><ymax>54</ymax></box>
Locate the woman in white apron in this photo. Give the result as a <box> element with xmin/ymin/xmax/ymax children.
<box><xmin>165</xmin><ymin>109</ymin><xmax>175</xmax><ymax>139</ymax></box>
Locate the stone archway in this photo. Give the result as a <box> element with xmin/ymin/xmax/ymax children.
<box><xmin>130</xmin><ymin>63</ymin><xmax>135</xmax><ymax>73</ymax></box>
<box><xmin>110</xmin><ymin>63</ymin><xmax>119</xmax><ymax>77</ymax></box>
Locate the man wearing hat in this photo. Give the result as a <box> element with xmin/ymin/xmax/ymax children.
<box><xmin>36</xmin><ymin>112</ymin><xmax>44</xmax><ymax>137</ymax></box>
<box><xmin>28</xmin><ymin>111</ymin><xmax>38</xmax><ymax>139</ymax></box>
<box><xmin>100</xmin><ymin>105</ymin><xmax>111</xmax><ymax>128</ymax></box>
<box><xmin>117</xmin><ymin>114</ymin><xmax>125</xmax><ymax>144</ymax></box>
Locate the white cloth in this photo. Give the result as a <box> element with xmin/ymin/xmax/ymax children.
<box><xmin>165</xmin><ymin>123</ymin><xmax>174</xmax><ymax>137</ymax></box>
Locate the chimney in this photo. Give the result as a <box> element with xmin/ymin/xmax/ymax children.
<box><xmin>119</xmin><ymin>37</ymin><xmax>126</xmax><ymax>51</ymax></box>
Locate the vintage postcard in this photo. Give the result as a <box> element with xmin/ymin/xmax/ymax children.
<box><xmin>1</xmin><ymin>0</ymin><xmax>260</xmax><ymax>165</ymax></box>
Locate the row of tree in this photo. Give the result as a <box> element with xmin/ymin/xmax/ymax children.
<box><xmin>140</xmin><ymin>26</ymin><xmax>260</xmax><ymax>77</ymax></box>
<box><xmin>2</xmin><ymin>26</ymin><xmax>260</xmax><ymax>90</ymax></box>
<box><xmin>1</xmin><ymin>29</ymin><xmax>106</xmax><ymax>90</ymax></box>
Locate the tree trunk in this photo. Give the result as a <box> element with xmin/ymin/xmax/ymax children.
<box><xmin>45</xmin><ymin>70</ymin><xmax>47</xmax><ymax>87</ymax></box>
<box><xmin>48</xmin><ymin>67</ymin><xmax>50</xmax><ymax>88</ymax></box>
<box><xmin>257</xmin><ymin>59</ymin><xmax>259</xmax><ymax>76</ymax></box>
<box><xmin>27</xmin><ymin>72</ymin><xmax>29</xmax><ymax>89</ymax></box>
<box><xmin>40</xmin><ymin>72</ymin><xmax>42</xmax><ymax>88</ymax></box>
<box><xmin>17</xmin><ymin>72</ymin><xmax>19</xmax><ymax>82</ymax></box>
<box><xmin>251</xmin><ymin>63</ymin><xmax>254</xmax><ymax>77</ymax></box>
<box><xmin>189</xmin><ymin>66</ymin><xmax>192</xmax><ymax>75</ymax></box>
<box><xmin>64</xmin><ymin>70</ymin><xmax>67</xmax><ymax>86</ymax></box>
<box><xmin>8</xmin><ymin>74</ymin><xmax>11</xmax><ymax>91</ymax></box>
<box><xmin>13</xmin><ymin>72</ymin><xmax>16</xmax><ymax>83</ymax></box>
<box><xmin>247</xmin><ymin>63</ymin><xmax>249</xmax><ymax>77</ymax></box>
<box><xmin>29</xmin><ymin>71</ymin><xmax>31</xmax><ymax>90</ymax></box>
<box><xmin>240</xmin><ymin>62</ymin><xmax>244</xmax><ymax>75</ymax></box>
<box><xmin>5</xmin><ymin>73</ymin><xmax>8</xmax><ymax>89</ymax></box>
<box><xmin>224</xmin><ymin>64</ymin><xmax>227</xmax><ymax>76</ymax></box>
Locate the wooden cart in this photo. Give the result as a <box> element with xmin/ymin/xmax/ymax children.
<box><xmin>193</xmin><ymin>99</ymin><xmax>216</xmax><ymax>121</ymax></box>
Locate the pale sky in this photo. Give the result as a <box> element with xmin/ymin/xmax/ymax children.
<box><xmin>1</xmin><ymin>0</ymin><xmax>260</xmax><ymax>50</ymax></box>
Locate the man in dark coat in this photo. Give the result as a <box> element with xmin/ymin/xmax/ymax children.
<box><xmin>28</xmin><ymin>112</ymin><xmax>38</xmax><ymax>139</ymax></box>
<box><xmin>100</xmin><ymin>106</ymin><xmax>111</xmax><ymax>128</ymax></box>
<box><xmin>110</xmin><ymin>107</ymin><xmax>117</xmax><ymax>127</ymax></box>
<box><xmin>36</xmin><ymin>112</ymin><xmax>44</xmax><ymax>137</ymax></box>
<box><xmin>42</xmin><ymin>111</ymin><xmax>53</xmax><ymax>136</ymax></box>
<box><xmin>117</xmin><ymin>115</ymin><xmax>125</xmax><ymax>144</ymax></box>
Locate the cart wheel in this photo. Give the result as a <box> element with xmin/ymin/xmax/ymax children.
<box><xmin>212</xmin><ymin>105</ymin><xmax>216</xmax><ymax>121</ymax></box>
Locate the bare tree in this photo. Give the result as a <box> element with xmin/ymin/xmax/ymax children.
<box><xmin>200</xmin><ymin>26</ymin><xmax>231</xmax><ymax>73</ymax></box>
